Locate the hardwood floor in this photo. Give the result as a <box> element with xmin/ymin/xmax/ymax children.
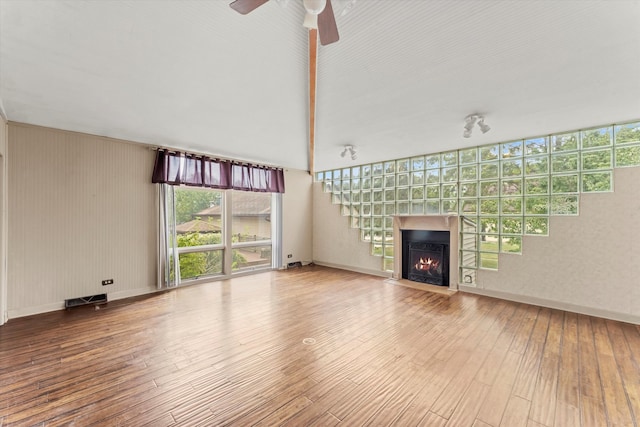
<box><xmin>1</xmin><ymin>265</ymin><xmax>639</xmax><ymax>426</ymax></box>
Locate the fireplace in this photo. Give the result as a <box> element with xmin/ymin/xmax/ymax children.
<box><xmin>393</xmin><ymin>215</ymin><xmax>459</xmax><ymax>290</ymax></box>
<box><xmin>402</xmin><ymin>230</ymin><xmax>450</xmax><ymax>287</ymax></box>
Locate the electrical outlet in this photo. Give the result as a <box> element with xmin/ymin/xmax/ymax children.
<box><xmin>102</xmin><ymin>279</ymin><xmax>114</xmax><ymax>286</ymax></box>
<box><xmin>287</xmin><ymin>254</ymin><xmax>293</xmax><ymax>258</ymax></box>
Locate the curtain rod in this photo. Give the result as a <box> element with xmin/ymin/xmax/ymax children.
<box><xmin>150</xmin><ymin>146</ymin><xmax>283</xmax><ymax>170</ymax></box>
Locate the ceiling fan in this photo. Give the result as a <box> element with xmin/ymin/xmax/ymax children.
<box><xmin>229</xmin><ymin>0</ymin><xmax>340</xmax><ymax>45</ymax></box>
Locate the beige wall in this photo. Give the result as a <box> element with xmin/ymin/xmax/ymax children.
<box><xmin>282</xmin><ymin>168</ymin><xmax>313</xmax><ymax>266</ymax></box>
<box><xmin>312</xmin><ymin>167</ymin><xmax>640</xmax><ymax>322</ymax></box>
<box><xmin>472</xmin><ymin>166</ymin><xmax>640</xmax><ymax>322</ymax></box>
<box><xmin>0</xmin><ymin>116</ymin><xmax>7</xmax><ymax>325</ymax></box>
<box><xmin>8</xmin><ymin>124</ymin><xmax>157</xmax><ymax>317</ymax></box>
<box><xmin>5</xmin><ymin>124</ymin><xmax>315</xmax><ymax>318</ymax></box>
<box><xmin>312</xmin><ymin>183</ymin><xmax>387</xmax><ymax>276</ymax></box>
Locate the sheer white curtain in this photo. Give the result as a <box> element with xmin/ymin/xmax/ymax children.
<box><xmin>157</xmin><ymin>184</ymin><xmax>180</xmax><ymax>289</ymax></box>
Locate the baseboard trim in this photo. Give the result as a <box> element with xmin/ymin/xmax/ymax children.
<box><xmin>385</xmin><ymin>278</ymin><xmax>457</xmax><ymax>296</ymax></box>
<box><xmin>7</xmin><ymin>287</ymin><xmax>157</xmax><ymax>320</ymax></box>
<box><xmin>459</xmin><ymin>285</ymin><xmax>640</xmax><ymax>325</ymax></box>
<box><xmin>312</xmin><ymin>261</ymin><xmax>392</xmax><ymax>278</ymax></box>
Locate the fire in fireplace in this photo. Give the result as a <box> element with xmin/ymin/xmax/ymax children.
<box><xmin>402</xmin><ymin>230</ymin><xmax>449</xmax><ymax>286</ymax></box>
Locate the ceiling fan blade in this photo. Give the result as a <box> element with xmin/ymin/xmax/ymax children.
<box><xmin>317</xmin><ymin>0</ymin><xmax>339</xmax><ymax>45</ymax></box>
<box><xmin>229</xmin><ymin>0</ymin><xmax>270</xmax><ymax>15</ymax></box>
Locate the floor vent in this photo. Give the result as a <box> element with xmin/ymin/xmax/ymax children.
<box><xmin>65</xmin><ymin>293</ymin><xmax>108</xmax><ymax>309</ymax></box>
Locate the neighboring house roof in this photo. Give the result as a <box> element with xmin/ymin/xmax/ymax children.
<box><xmin>175</xmin><ymin>219</ymin><xmax>221</xmax><ymax>234</ymax></box>
<box><xmin>197</xmin><ymin>192</ymin><xmax>271</xmax><ymax>217</ymax></box>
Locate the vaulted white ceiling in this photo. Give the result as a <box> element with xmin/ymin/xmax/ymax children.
<box><xmin>1</xmin><ymin>0</ymin><xmax>639</xmax><ymax>172</ymax></box>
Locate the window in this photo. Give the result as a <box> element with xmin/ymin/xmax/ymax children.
<box><xmin>163</xmin><ymin>187</ymin><xmax>278</xmax><ymax>285</ymax></box>
<box><xmin>230</xmin><ymin>191</ymin><xmax>273</xmax><ymax>272</ymax></box>
<box><xmin>316</xmin><ymin>120</ymin><xmax>639</xmax><ymax>278</ymax></box>
<box><xmin>174</xmin><ymin>188</ymin><xmax>224</xmax><ymax>280</ymax></box>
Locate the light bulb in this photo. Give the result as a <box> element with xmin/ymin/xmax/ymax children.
<box><xmin>477</xmin><ymin>119</ymin><xmax>491</xmax><ymax>134</ymax></box>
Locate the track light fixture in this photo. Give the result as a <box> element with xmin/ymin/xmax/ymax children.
<box><xmin>463</xmin><ymin>114</ymin><xmax>491</xmax><ymax>138</ymax></box>
<box><xmin>340</xmin><ymin>145</ymin><xmax>357</xmax><ymax>160</ymax></box>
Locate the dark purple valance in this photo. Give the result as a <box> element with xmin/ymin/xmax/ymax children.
<box><xmin>152</xmin><ymin>150</ymin><xmax>285</xmax><ymax>193</ymax></box>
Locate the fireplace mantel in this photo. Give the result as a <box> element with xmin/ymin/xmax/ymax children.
<box><xmin>392</xmin><ymin>215</ymin><xmax>459</xmax><ymax>290</ymax></box>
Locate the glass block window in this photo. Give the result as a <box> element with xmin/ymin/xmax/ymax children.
<box><xmin>615</xmin><ymin>145</ymin><xmax>640</xmax><ymax>168</ymax></box>
<box><xmin>384</xmin><ymin>175</ymin><xmax>396</xmax><ymax>188</ymax></box>
<box><xmin>426</xmin><ymin>169</ymin><xmax>440</xmax><ymax>183</ymax></box>
<box><xmin>502</xmin><ymin>159</ymin><xmax>523</xmax><ymax>177</ymax></box>
<box><xmin>551</xmin><ymin>153</ymin><xmax>579</xmax><ymax>173</ymax></box>
<box><xmin>460</xmin><ymin>183</ymin><xmax>477</xmax><ymax>198</ymax></box>
<box><xmin>615</xmin><ymin>121</ymin><xmax>640</xmax><ymax>144</ymax></box>
<box><xmin>460</xmin><ymin>165</ymin><xmax>478</xmax><ymax>181</ymax></box>
<box><xmin>397</xmin><ymin>158</ymin><xmax>410</xmax><ymax>172</ymax></box>
<box><xmin>525</xmin><ymin>217</ymin><xmax>549</xmax><ymax>236</ymax></box>
<box><xmin>412</xmin><ymin>171</ymin><xmax>425</xmax><ymax>185</ymax></box>
<box><xmin>441</xmin><ymin>151</ymin><xmax>458</xmax><ymax>166</ymax></box>
<box><xmin>550</xmin><ymin>194</ymin><xmax>579</xmax><ymax>215</ymax></box>
<box><xmin>412</xmin><ymin>156</ymin><xmax>425</xmax><ymax>171</ymax></box>
<box><xmin>426</xmin><ymin>200</ymin><xmax>440</xmax><ymax>215</ymax></box>
<box><xmin>502</xmin><ymin>141</ymin><xmax>523</xmax><ymax>158</ymax></box>
<box><xmin>582</xmin><ymin>171</ymin><xmax>612</xmax><ymax>192</ymax></box>
<box><xmin>525</xmin><ymin>137</ymin><xmax>548</xmax><ymax>156</ymax></box>
<box><xmin>525</xmin><ymin>177</ymin><xmax>549</xmax><ymax>195</ymax></box>
<box><xmin>441</xmin><ymin>200</ymin><xmax>457</xmax><ymax>214</ymax></box>
<box><xmin>384</xmin><ymin>161</ymin><xmax>395</xmax><ymax>175</ymax></box>
<box><xmin>411</xmin><ymin>186</ymin><xmax>424</xmax><ymax>200</ymax></box>
<box><xmin>525</xmin><ymin>156</ymin><xmax>549</xmax><ymax>176</ymax></box>
<box><xmin>460</xmin><ymin>199</ymin><xmax>478</xmax><ymax>215</ymax></box>
<box><xmin>551</xmin><ymin>174</ymin><xmax>579</xmax><ymax>194</ymax></box>
<box><xmin>582</xmin><ymin>149</ymin><xmax>612</xmax><ymax>171</ymax></box>
<box><xmin>501</xmin><ymin>217</ymin><xmax>523</xmax><ymax>234</ymax></box>
<box><xmin>426</xmin><ymin>185</ymin><xmax>440</xmax><ymax>199</ymax></box>
<box><xmin>459</xmin><ymin>147</ymin><xmax>478</xmax><ymax>164</ymax></box>
<box><xmin>411</xmin><ymin>201</ymin><xmax>424</xmax><ymax>215</ymax></box>
<box><xmin>442</xmin><ymin>167</ymin><xmax>458</xmax><ymax>182</ymax></box>
<box><xmin>480</xmin><ymin>163</ymin><xmax>499</xmax><ymax>180</ymax></box>
<box><xmin>426</xmin><ymin>154</ymin><xmax>440</xmax><ymax>169</ymax></box>
<box><xmin>480</xmin><ymin>144</ymin><xmax>500</xmax><ymax>162</ymax></box>
<box><xmin>501</xmin><ymin>198</ymin><xmax>522</xmax><ymax>215</ymax></box>
<box><xmin>581</xmin><ymin>127</ymin><xmax>612</xmax><ymax>149</ymax></box>
<box><xmin>501</xmin><ymin>236</ymin><xmax>522</xmax><ymax>254</ymax></box>
<box><xmin>316</xmin><ymin>119</ymin><xmax>638</xmax><ymax>277</ymax></box>
<box><xmin>480</xmin><ymin>252</ymin><xmax>499</xmax><ymax>270</ymax></box>
<box><xmin>525</xmin><ymin>196</ymin><xmax>550</xmax><ymax>215</ymax></box>
<box><xmin>551</xmin><ymin>132</ymin><xmax>578</xmax><ymax>152</ymax></box>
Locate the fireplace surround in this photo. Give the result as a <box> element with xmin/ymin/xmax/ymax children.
<box><xmin>393</xmin><ymin>215</ymin><xmax>459</xmax><ymax>290</ymax></box>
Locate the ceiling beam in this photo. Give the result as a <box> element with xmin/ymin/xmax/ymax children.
<box><xmin>308</xmin><ymin>28</ymin><xmax>318</xmax><ymax>175</ymax></box>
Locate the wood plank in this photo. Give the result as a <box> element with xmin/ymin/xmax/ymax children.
<box><xmin>591</xmin><ymin>317</ymin><xmax>635</xmax><ymax>426</ymax></box>
<box><xmin>577</xmin><ymin>315</ymin><xmax>608</xmax><ymax>427</ymax></box>
<box><xmin>499</xmin><ymin>395</ymin><xmax>531</xmax><ymax>427</ymax></box>
<box><xmin>0</xmin><ymin>266</ymin><xmax>637</xmax><ymax>426</ymax></box>
<box><xmin>476</xmin><ymin>350</ymin><xmax>524</xmax><ymax>427</ymax></box>
<box><xmin>512</xmin><ymin>308</ymin><xmax>551</xmax><ymax>400</ymax></box>
<box><xmin>444</xmin><ymin>379</ymin><xmax>490</xmax><ymax>427</ymax></box>
<box><xmin>554</xmin><ymin>312</ymin><xmax>580</xmax><ymax>427</ymax></box>
<box><xmin>417</xmin><ymin>411</ymin><xmax>448</xmax><ymax>427</ymax></box>
<box><xmin>606</xmin><ymin>319</ymin><xmax>640</xmax><ymax>423</ymax></box>
<box><xmin>529</xmin><ymin>309</ymin><xmax>563</xmax><ymax>425</ymax></box>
